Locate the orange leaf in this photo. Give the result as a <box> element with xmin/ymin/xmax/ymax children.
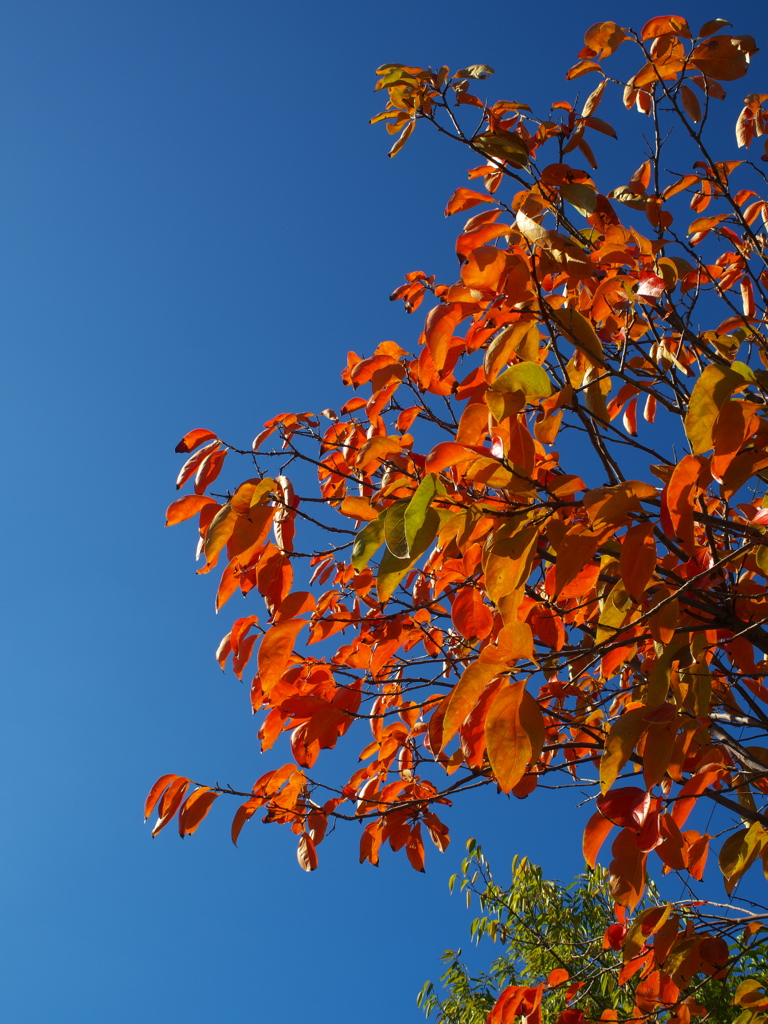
<box><xmin>691</xmin><ymin>34</ymin><xmax>756</xmax><ymax>81</ymax></box>
<box><xmin>451</xmin><ymin>587</ymin><xmax>494</xmax><ymax>641</ymax></box>
<box><xmin>257</xmin><ymin>618</ymin><xmax>307</xmax><ymax>695</ymax></box>
<box><xmin>583</xmin><ymin>810</ymin><xmax>615</xmax><ymax>868</ymax></box>
<box><xmin>443</xmin><ymin>656</ymin><xmax>505</xmax><ymax>746</ymax></box>
<box><xmin>424</xmin><ymin>303</ymin><xmax>464</xmax><ymax>372</ymax></box>
<box><xmin>600</xmin><ymin>708</ymin><xmax>649</xmax><ymax>793</ymax></box>
<box><xmin>194</xmin><ymin>447</ymin><xmax>227</xmax><ymax>494</ymax></box>
<box><xmin>444</xmin><ymin>188</ymin><xmax>496</xmax><ymax>216</ymax></box>
<box><xmin>144</xmin><ymin>774</ymin><xmax>181</xmax><ymax>820</ymax></box>
<box><xmin>485</xmin><ymin>682</ymin><xmax>543</xmax><ymax>793</ymax></box>
<box><xmin>178</xmin><ymin>787</ymin><xmax>219</xmax><ymax>837</ymax></box>
<box><xmin>405</xmin><ymin>824</ymin><xmax>426</xmax><ymax>872</ymax></box>
<box><xmin>425</xmin><ymin>441</ymin><xmax>487</xmax><ymax>475</ymax></box>
<box><xmin>175</xmin><ymin>428</ymin><xmax>218</xmax><ymax>453</ymax></box>
<box><xmin>461</xmin><ymin>246</ymin><xmax>510</xmax><ymax>293</ymax></box>
<box><xmin>202</xmin><ymin>503</ymin><xmax>236</xmax><ymax>570</ymax></box>
<box><xmin>231</xmin><ymin>798</ymin><xmax>261</xmax><ymax>846</ymax></box>
<box><xmin>548</xmin><ymin>969</ymin><xmax>570</xmax><ymax>988</ymax></box>
<box><xmin>596</xmin><ymin>787</ymin><xmax>650</xmax><ymax>829</ymax></box>
<box><xmin>608</xmin><ymin>828</ymin><xmax>647</xmax><ymax>909</ymax></box>
<box><xmin>671</xmin><ymin>768</ymin><xmax>722</xmax><ymax>828</ymax></box>
<box><xmin>165</xmin><ymin>494</ymin><xmax>219</xmax><ymax>526</ymax></box>
<box><xmin>176</xmin><ymin>440</ymin><xmax>221</xmax><ymax>490</ymax></box>
<box><xmin>582</xmin><ymin>21</ymin><xmax>628</xmax><ymax>59</ymax></box>
<box><xmin>660</xmin><ymin>455</ymin><xmax>703</xmax><ymax>554</ymax></box>
<box><xmin>641</xmin><ymin>15</ymin><xmax>691</xmax><ymax>40</ymax></box>
<box><xmin>152</xmin><ymin>777</ymin><xmax>190</xmax><ymax>836</ymax></box>
<box><xmin>215</xmin><ymin>560</ymin><xmax>240</xmax><ymax>612</ymax></box>
<box><xmin>680</xmin><ymin>84</ymin><xmax>702</xmax><ymax>123</ymax></box>
<box><xmin>620</xmin><ymin>522</ymin><xmax>657</xmax><ymax>603</ymax></box>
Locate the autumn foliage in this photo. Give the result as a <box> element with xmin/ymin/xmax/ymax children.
<box><xmin>147</xmin><ymin>14</ymin><xmax>768</xmax><ymax>1022</ymax></box>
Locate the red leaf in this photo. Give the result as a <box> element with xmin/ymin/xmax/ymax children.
<box><xmin>596</xmin><ymin>787</ymin><xmax>650</xmax><ymax>830</ymax></box>
<box><xmin>583</xmin><ymin>809</ymin><xmax>615</xmax><ymax>868</ymax></box>
<box><xmin>451</xmin><ymin>587</ymin><xmax>494</xmax><ymax>640</ymax></box>
<box><xmin>636</xmin><ymin>271</ymin><xmax>666</xmax><ymax>300</ymax></box>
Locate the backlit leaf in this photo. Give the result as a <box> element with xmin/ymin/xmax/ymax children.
<box><xmin>685</xmin><ymin>364</ymin><xmax>753</xmax><ymax>454</ymax></box>
<box><xmin>144</xmin><ymin>774</ymin><xmax>182</xmax><ymax>821</ymax></box>
<box><xmin>202</xmin><ymin>503</ymin><xmax>236</xmax><ymax>568</ymax></box>
<box><xmin>178</xmin><ymin>787</ymin><xmax>219</xmax><ymax>837</ymax></box>
<box><xmin>175</xmin><ymin>428</ymin><xmax>218</xmax><ymax>453</ymax></box>
<box><xmin>297</xmin><ymin>832</ymin><xmax>319</xmax><ymax>871</ymax></box>
<box><xmin>548</xmin><ymin>306</ymin><xmax>605</xmax><ymax>366</ymax></box>
<box><xmin>455</xmin><ymin>65</ymin><xmax>495</xmax><ymax>80</ymax></box>
<box><xmin>492</xmin><ymin>361</ymin><xmax>552</xmax><ymax>400</ymax></box>
<box><xmin>472</xmin><ymin>130</ymin><xmax>529</xmax><ymax>168</ymax></box>
<box><xmin>404</xmin><ymin>473</ymin><xmax>441</xmax><ymax>554</ymax></box>
<box><xmin>485</xmin><ymin>682</ymin><xmax>543</xmax><ymax>793</ymax></box>
<box><xmin>600</xmin><ymin>708</ymin><xmax>649</xmax><ymax>793</ymax></box>
<box><xmin>691</xmin><ymin>34</ymin><xmax>756</xmax><ymax>81</ymax></box>
<box><xmin>165</xmin><ymin>494</ymin><xmax>219</xmax><ymax>526</ymax></box>
<box><xmin>641</xmin><ymin>15</ymin><xmax>691</xmax><ymax>40</ymax></box>
<box><xmin>257</xmin><ymin>618</ymin><xmax>307</xmax><ymax>695</ymax></box>
<box><xmin>443</xmin><ymin>657</ymin><xmax>506</xmax><ymax>745</ymax></box>
<box><xmin>451</xmin><ymin>587</ymin><xmax>494</xmax><ymax>641</ymax></box>
<box><xmin>351</xmin><ymin>513</ymin><xmax>386</xmax><ymax>571</ymax></box>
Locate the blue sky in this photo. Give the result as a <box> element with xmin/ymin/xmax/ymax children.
<box><xmin>2</xmin><ymin>2</ymin><xmax>768</xmax><ymax>1021</ymax></box>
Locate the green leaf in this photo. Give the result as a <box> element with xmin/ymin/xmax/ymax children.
<box><xmin>560</xmin><ymin>182</ymin><xmax>598</xmax><ymax>217</ymax></box>
<box><xmin>549</xmin><ymin>307</ymin><xmax>605</xmax><ymax>367</ymax></box>
<box><xmin>685</xmin><ymin>364</ymin><xmax>753</xmax><ymax>454</ymax></box>
<box><xmin>377</xmin><ymin>506</ymin><xmax>440</xmax><ymax>604</ymax></box>
<box><xmin>492</xmin><ymin>361</ymin><xmax>552</xmax><ymax>400</ymax></box>
<box><xmin>472</xmin><ymin>130</ymin><xmax>529</xmax><ymax>169</ymax></box>
<box><xmin>384</xmin><ymin>500</ymin><xmax>409</xmax><ymax>559</ymax></box>
<box><xmin>404</xmin><ymin>473</ymin><xmax>443</xmax><ymax>554</ymax></box>
<box><xmin>351</xmin><ymin>513</ymin><xmax>386</xmax><ymax>571</ymax></box>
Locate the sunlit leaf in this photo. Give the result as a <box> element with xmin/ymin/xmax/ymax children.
<box><xmin>491</xmin><ymin>361</ymin><xmax>552</xmax><ymax>400</ymax></box>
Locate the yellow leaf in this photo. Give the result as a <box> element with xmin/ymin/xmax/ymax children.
<box><xmin>549</xmin><ymin>307</ymin><xmax>605</xmax><ymax>367</ymax></box>
<box><xmin>491</xmin><ymin>361</ymin><xmax>552</xmax><ymax>400</ymax></box>
<box><xmin>472</xmin><ymin>130</ymin><xmax>529</xmax><ymax>168</ymax></box>
<box><xmin>685</xmin><ymin>363</ymin><xmax>754</xmax><ymax>454</ymax></box>
<box><xmin>483</xmin><ymin>521</ymin><xmax>539</xmax><ymax>608</ymax></box>
<box><xmin>600</xmin><ymin>707</ymin><xmax>648</xmax><ymax>793</ymax></box>
<box><xmin>203</xmin><ymin>503</ymin><xmax>235</xmax><ymax>568</ymax></box>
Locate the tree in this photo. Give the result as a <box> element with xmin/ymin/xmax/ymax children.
<box><xmin>146</xmin><ymin>14</ymin><xmax>768</xmax><ymax>1020</ymax></box>
<box><xmin>419</xmin><ymin>842</ymin><xmax>768</xmax><ymax>1024</ymax></box>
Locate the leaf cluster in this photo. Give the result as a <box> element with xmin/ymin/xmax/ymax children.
<box><xmin>148</xmin><ymin>13</ymin><xmax>768</xmax><ymax>1023</ymax></box>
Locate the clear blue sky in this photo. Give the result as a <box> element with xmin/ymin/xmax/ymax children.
<box><xmin>2</xmin><ymin>2</ymin><xmax>767</xmax><ymax>1021</ymax></box>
